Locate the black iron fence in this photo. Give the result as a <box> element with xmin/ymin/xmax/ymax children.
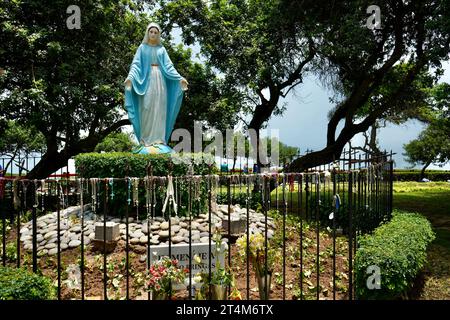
<box><xmin>0</xmin><ymin>153</ymin><xmax>393</xmax><ymax>300</ymax></box>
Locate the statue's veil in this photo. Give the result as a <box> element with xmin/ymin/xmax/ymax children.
<box><xmin>142</xmin><ymin>22</ymin><xmax>162</xmax><ymax>44</ymax></box>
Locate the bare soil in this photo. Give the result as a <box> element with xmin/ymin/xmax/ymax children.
<box><xmin>4</xmin><ymin>217</ymin><xmax>352</xmax><ymax>300</ymax></box>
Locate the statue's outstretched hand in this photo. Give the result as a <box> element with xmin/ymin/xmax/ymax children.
<box><xmin>180</xmin><ymin>78</ymin><xmax>189</xmax><ymax>91</ymax></box>
<box><xmin>124</xmin><ymin>79</ymin><xmax>132</xmax><ymax>90</ymax></box>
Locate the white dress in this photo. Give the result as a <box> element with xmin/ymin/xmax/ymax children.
<box><xmin>139</xmin><ymin>45</ymin><xmax>167</xmax><ymax>146</ymax></box>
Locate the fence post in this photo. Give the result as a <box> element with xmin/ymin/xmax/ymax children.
<box><xmin>348</xmin><ymin>171</ymin><xmax>353</xmax><ymax>300</ymax></box>
<box><xmin>57</xmin><ymin>181</ymin><xmax>61</xmax><ymax>300</ymax></box>
<box><xmin>389</xmin><ymin>153</ymin><xmax>394</xmax><ymax>220</ymax></box>
<box><xmin>32</xmin><ymin>181</ymin><xmax>37</xmax><ymax>273</ymax></box>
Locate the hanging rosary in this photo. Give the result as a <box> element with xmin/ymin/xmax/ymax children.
<box><xmin>162</xmin><ymin>176</ymin><xmax>178</xmax><ymax>218</ymax></box>
<box><xmin>13</xmin><ymin>179</ymin><xmax>19</xmax><ymax>210</ymax></box>
<box><xmin>239</xmin><ymin>174</ymin><xmax>243</xmax><ymax>198</ymax></box>
<box><xmin>145</xmin><ymin>176</ymin><xmax>151</xmax><ymax>221</ymax></box>
<box><xmin>91</xmin><ymin>178</ymin><xmax>98</xmax><ymax>211</ymax></box>
<box><xmin>78</xmin><ymin>178</ymin><xmax>84</xmax><ymax>211</ymax></box>
<box><xmin>132</xmin><ymin>177</ymin><xmax>139</xmax><ymax>221</ymax></box>
<box><xmin>59</xmin><ymin>181</ymin><xmax>66</xmax><ymax>209</ymax></box>
<box><xmin>245</xmin><ymin>175</ymin><xmax>250</xmax><ymax>207</ymax></box>
<box><xmin>40</xmin><ymin>179</ymin><xmax>46</xmax><ymax>213</ymax></box>
<box><xmin>33</xmin><ymin>180</ymin><xmax>39</xmax><ymax>210</ymax></box>
<box><xmin>152</xmin><ymin>178</ymin><xmax>157</xmax><ymax>219</ymax></box>
<box><xmin>173</xmin><ymin>177</ymin><xmax>179</xmax><ymax>215</ymax></box>
<box><xmin>127</xmin><ymin>177</ymin><xmax>132</xmax><ymax>206</ymax></box>
<box><xmin>22</xmin><ymin>180</ymin><xmax>29</xmax><ymax>210</ymax></box>
<box><xmin>109</xmin><ymin>178</ymin><xmax>115</xmax><ymax>201</ymax></box>
<box><xmin>193</xmin><ymin>176</ymin><xmax>201</xmax><ymax>204</ymax></box>
<box><xmin>282</xmin><ymin>174</ymin><xmax>287</xmax><ymax>209</ymax></box>
<box><xmin>317</xmin><ymin>172</ymin><xmax>321</xmax><ymax>205</ymax></box>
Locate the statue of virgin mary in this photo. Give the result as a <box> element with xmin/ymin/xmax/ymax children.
<box><xmin>124</xmin><ymin>22</ymin><xmax>188</xmax><ymax>154</ymax></box>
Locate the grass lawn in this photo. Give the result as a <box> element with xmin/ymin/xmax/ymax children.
<box><xmin>393</xmin><ymin>181</ymin><xmax>450</xmax><ymax>299</ymax></box>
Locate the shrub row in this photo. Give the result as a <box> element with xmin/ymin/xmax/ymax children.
<box><xmin>0</xmin><ymin>267</ymin><xmax>55</xmax><ymax>300</ymax></box>
<box><xmin>75</xmin><ymin>152</ymin><xmax>216</xmax><ymax>178</ymax></box>
<box><xmin>393</xmin><ymin>170</ymin><xmax>450</xmax><ymax>181</ymax></box>
<box><xmin>355</xmin><ymin>210</ymin><xmax>435</xmax><ymax>299</ymax></box>
<box><xmin>74</xmin><ymin>152</ymin><xmax>216</xmax><ymax>218</ymax></box>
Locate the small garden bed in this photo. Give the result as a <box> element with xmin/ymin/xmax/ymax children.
<box><xmin>2</xmin><ymin>207</ymin><xmax>351</xmax><ymax>300</ymax></box>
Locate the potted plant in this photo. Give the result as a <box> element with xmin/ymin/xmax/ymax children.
<box><xmin>193</xmin><ymin>232</ymin><xmax>239</xmax><ymax>300</ymax></box>
<box><xmin>147</xmin><ymin>256</ymin><xmax>188</xmax><ymax>300</ymax></box>
<box><xmin>236</xmin><ymin>233</ymin><xmax>274</xmax><ymax>300</ymax></box>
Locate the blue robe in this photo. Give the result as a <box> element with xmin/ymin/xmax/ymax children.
<box><xmin>125</xmin><ymin>43</ymin><xmax>184</xmax><ymax>144</ymax></box>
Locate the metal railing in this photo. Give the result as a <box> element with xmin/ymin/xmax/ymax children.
<box><xmin>0</xmin><ymin>154</ymin><xmax>393</xmax><ymax>300</ymax></box>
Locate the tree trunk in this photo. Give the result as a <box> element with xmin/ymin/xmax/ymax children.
<box><xmin>26</xmin><ymin>150</ymin><xmax>71</xmax><ymax>179</ymax></box>
<box><xmin>288</xmin><ymin>144</ymin><xmax>344</xmax><ymax>172</ymax></box>
<box><xmin>420</xmin><ymin>161</ymin><xmax>431</xmax><ymax>180</ymax></box>
<box><xmin>25</xmin><ymin>119</ymin><xmax>130</xmax><ymax>179</ymax></box>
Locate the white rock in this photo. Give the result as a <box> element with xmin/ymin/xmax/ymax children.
<box><xmin>68</xmin><ymin>240</ymin><xmax>81</xmax><ymax>248</ymax></box>
<box><xmin>44</xmin><ymin>230</ymin><xmax>58</xmax><ymax>240</ymax></box>
<box><xmin>139</xmin><ymin>236</ymin><xmax>148</xmax><ymax>244</ymax></box>
<box><xmin>160</xmin><ymin>222</ymin><xmax>169</xmax><ymax>230</ymax></box>
<box><xmin>45</xmin><ymin>243</ymin><xmax>57</xmax><ymax>249</ymax></box>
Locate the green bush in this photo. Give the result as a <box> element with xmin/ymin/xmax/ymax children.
<box><xmin>75</xmin><ymin>152</ymin><xmax>217</xmax><ymax>218</ymax></box>
<box><xmin>355</xmin><ymin>211</ymin><xmax>435</xmax><ymax>299</ymax></box>
<box><xmin>75</xmin><ymin>152</ymin><xmax>215</xmax><ymax>178</ymax></box>
<box><xmin>393</xmin><ymin>169</ymin><xmax>450</xmax><ymax>181</ymax></box>
<box><xmin>0</xmin><ymin>267</ymin><xmax>56</xmax><ymax>300</ymax></box>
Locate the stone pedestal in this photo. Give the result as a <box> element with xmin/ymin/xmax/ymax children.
<box><xmin>94</xmin><ymin>222</ymin><xmax>120</xmax><ymax>241</ymax></box>
<box><xmin>92</xmin><ymin>222</ymin><xmax>120</xmax><ymax>253</ymax></box>
<box><xmin>221</xmin><ymin>216</ymin><xmax>247</xmax><ymax>235</ymax></box>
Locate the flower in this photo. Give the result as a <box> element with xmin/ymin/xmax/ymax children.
<box><xmin>194</xmin><ymin>254</ymin><xmax>202</xmax><ymax>264</ymax></box>
<box><xmin>147</xmin><ymin>256</ymin><xmax>188</xmax><ymax>296</ymax></box>
<box><xmin>193</xmin><ymin>274</ymin><xmax>202</xmax><ymax>284</ymax></box>
<box><xmin>236</xmin><ymin>233</ymin><xmax>274</xmax><ymax>276</ymax></box>
<box><xmin>229</xmin><ymin>286</ymin><xmax>242</xmax><ymax>300</ymax></box>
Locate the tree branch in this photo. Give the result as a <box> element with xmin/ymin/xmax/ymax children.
<box><xmin>279</xmin><ymin>38</ymin><xmax>315</xmax><ymax>92</ymax></box>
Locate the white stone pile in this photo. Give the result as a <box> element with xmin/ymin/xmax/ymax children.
<box><xmin>18</xmin><ymin>203</ymin><xmax>275</xmax><ymax>256</ymax></box>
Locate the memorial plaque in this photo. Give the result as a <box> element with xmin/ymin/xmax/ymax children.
<box><xmin>148</xmin><ymin>242</ymin><xmax>227</xmax><ymax>289</ymax></box>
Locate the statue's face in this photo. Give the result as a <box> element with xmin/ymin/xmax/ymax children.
<box><xmin>148</xmin><ymin>27</ymin><xmax>160</xmax><ymax>42</ymax></box>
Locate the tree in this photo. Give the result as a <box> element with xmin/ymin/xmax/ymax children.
<box><xmin>0</xmin><ymin>0</ymin><xmax>241</xmax><ymax>178</ymax></box>
<box><xmin>157</xmin><ymin>0</ymin><xmax>314</xmax><ymax>168</ymax></box>
<box><xmin>0</xmin><ymin>120</ymin><xmax>46</xmax><ymax>175</ymax></box>
<box><xmin>94</xmin><ymin>131</ymin><xmax>137</xmax><ymax>153</ymax></box>
<box><xmin>285</xmin><ymin>0</ymin><xmax>450</xmax><ymax>171</ymax></box>
<box><xmin>403</xmin><ymin>120</ymin><xmax>450</xmax><ymax>179</ymax></box>
<box><xmin>158</xmin><ymin>0</ymin><xmax>450</xmax><ymax>171</ymax></box>
<box><xmin>166</xmin><ymin>44</ymin><xmax>243</xmax><ymax>137</ymax></box>
<box><xmin>349</xmin><ymin>67</ymin><xmax>438</xmax><ymax>162</ymax></box>
<box><xmin>403</xmin><ymin>82</ymin><xmax>450</xmax><ymax>178</ymax></box>
<box><xmin>0</xmin><ymin>0</ymin><xmax>149</xmax><ymax>179</ymax></box>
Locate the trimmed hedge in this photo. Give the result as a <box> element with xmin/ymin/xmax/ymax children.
<box><xmin>0</xmin><ymin>267</ymin><xmax>56</xmax><ymax>300</ymax></box>
<box><xmin>393</xmin><ymin>169</ymin><xmax>450</xmax><ymax>181</ymax></box>
<box><xmin>75</xmin><ymin>152</ymin><xmax>216</xmax><ymax>178</ymax></box>
<box><xmin>355</xmin><ymin>211</ymin><xmax>435</xmax><ymax>299</ymax></box>
<box><xmin>74</xmin><ymin>152</ymin><xmax>217</xmax><ymax>218</ymax></box>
